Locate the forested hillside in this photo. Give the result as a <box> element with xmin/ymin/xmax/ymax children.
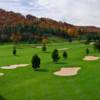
<box><xmin>0</xmin><ymin>9</ymin><xmax>100</xmax><ymax>42</ymax></box>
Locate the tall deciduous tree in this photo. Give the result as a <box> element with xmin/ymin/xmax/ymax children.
<box><xmin>10</xmin><ymin>32</ymin><xmax>22</xmax><ymax>45</ymax></box>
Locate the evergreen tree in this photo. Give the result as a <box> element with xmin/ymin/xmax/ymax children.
<box><xmin>52</xmin><ymin>49</ymin><xmax>60</xmax><ymax>63</ymax></box>
<box><xmin>94</xmin><ymin>41</ymin><xmax>100</xmax><ymax>52</ymax></box>
<box><xmin>86</xmin><ymin>48</ymin><xmax>89</xmax><ymax>55</ymax></box>
<box><xmin>32</xmin><ymin>54</ymin><xmax>41</xmax><ymax>70</ymax></box>
<box><xmin>13</xmin><ymin>47</ymin><xmax>16</xmax><ymax>56</ymax></box>
<box><xmin>63</xmin><ymin>51</ymin><xmax>68</xmax><ymax>59</ymax></box>
<box><xmin>42</xmin><ymin>43</ymin><xmax>47</xmax><ymax>52</ymax></box>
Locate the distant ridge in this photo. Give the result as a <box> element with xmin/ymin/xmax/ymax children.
<box><xmin>0</xmin><ymin>8</ymin><xmax>100</xmax><ymax>38</ymax></box>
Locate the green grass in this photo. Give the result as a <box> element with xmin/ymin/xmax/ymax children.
<box><xmin>47</xmin><ymin>36</ymin><xmax>67</xmax><ymax>43</ymax></box>
<box><xmin>0</xmin><ymin>42</ymin><xmax>100</xmax><ymax>100</ymax></box>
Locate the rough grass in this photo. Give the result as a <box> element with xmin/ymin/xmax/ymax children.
<box><xmin>0</xmin><ymin>42</ymin><xmax>100</xmax><ymax>100</ymax></box>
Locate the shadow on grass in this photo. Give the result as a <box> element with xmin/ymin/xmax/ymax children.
<box><xmin>13</xmin><ymin>55</ymin><xmax>21</xmax><ymax>57</ymax></box>
<box><xmin>35</xmin><ymin>69</ymin><xmax>48</xmax><ymax>72</ymax></box>
<box><xmin>40</xmin><ymin>51</ymin><xmax>51</xmax><ymax>54</ymax></box>
<box><xmin>45</xmin><ymin>51</ymin><xmax>51</xmax><ymax>53</ymax></box>
<box><xmin>0</xmin><ymin>95</ymin><xmax>6</xmax><ymax>100</ymax></box>
<box><xmin>56</xmin><ymin>62</ymin><xmax>67</xmax><ymax>64</ymax></box>
<box><xmin>0</xmin><ymin>54</ymin><xmax>21</xmax><ymax>58</ymax></box>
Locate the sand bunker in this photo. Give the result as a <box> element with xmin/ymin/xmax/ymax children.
<box><xmin>83</xmin><ymin>56</ymin><xmax>100</xmax><ymax>61</ymax></box>
<box><xmin>0</xmin><ymin>73</ymin><xmax>4</xmax><ymax>76</ymax></box>
<box><xmin>54</xmin><ymin>67</ymin><xmax>81</xmax><ymax>76</ymax></box>
<box><xmin>90</xmin><ymin>42</ymin><xmax>95</xmax><ymax>45</ymax></box>
<box><xmin>58</xmin><ymin>48</ymin><xmax>69</xmax><ymax>51</ymax></box>
<box><xmin>0</xmin><ymin>64</ymin><xmax>29</xmax><ymax>69</ymax></box>
<box><xmin>36</xmin><ymin>46</ymin><xmax>42</xmax><ymax>48</ymax></box>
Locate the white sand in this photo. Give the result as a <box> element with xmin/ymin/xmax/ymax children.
<box><xmin>0</xmin><ymin>64</ymin><xmax>29</xmax><ymax>69</ymax></box>
<box><xmin>36</xmin><ymin>46</ymin><xmax>42</xmax><ymax>48</ymax></box>
<box><xmin>1</xmin><ymin>66</ymin><xmax>17</xmax><ymax>69</ymax></box>
<box><xmin>83</xmin><ymin>56</ymin><xmax>100</xmax><ymax>61</ymax></box>
<box><xmin>0</xmin><ymin>73</ymin><xmax>4</xmax><ymax>76</ymax></box>
<box><xmin>58</xmin><ymin>48</ymin><xmax>69</xmax><ymax>51</ymax></box>
<box><xmin>90</xmin><ymin>42</ymin><xmax>95</xmax><ymax>45</ymax></box>
<box><xmin>15</xmin><ymin>64</ymin><xmax>29</xmax><ymax>68</ymax></box>
<box><xmin>54</xmin><ymin>67</ymin><xmax>81</xmax><ymax>76</ymax></box>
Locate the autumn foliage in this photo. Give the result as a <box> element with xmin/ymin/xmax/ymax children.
<box><xmin>0</xmin><ymin>9</ymin><xmax>100</xmax><ymax>42</ymax></box>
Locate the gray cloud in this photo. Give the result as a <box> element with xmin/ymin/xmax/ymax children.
<box><xmin>0</xmin><ymin>0</ymin><xmax>100</xmax><ymax>27</ymax></box>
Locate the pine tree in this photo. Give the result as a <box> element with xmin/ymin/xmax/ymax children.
<box><xmin>52</xmin><ymin>49</ymin><xmax>60</xmax><ymax>63</ymax></box>
<box><xmin>32</xmin><ymin>54</ymin><xmax>41</xmax><ymax>70</ymax></box>
<box><xmin>94</xmin><ymin>41</ymin><xmax>100</xmax><ymax>52</ymax></box>
<box><xmin>42</xmin><ymin>43</ymin><xmax>47</xmax><ymax>52</ymax></box>
<box><xmin>63</xmin><ymin>51</ymin><xmax>68</xmax><ymax>59</ymax></box>
<box><xmin>13</xmin><ymin>47</ymin><xmax>17</xmax><ymax>56</ymax></box>
<box><xmin>86</xmin><ymin>48</ymin><xmax>89</xmax><ymax>55</ymax></box>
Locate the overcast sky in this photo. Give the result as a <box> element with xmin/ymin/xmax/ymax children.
<box><xmin>0</xmin><ymin>0</ymin><xmax>100</xmax><ymax>27</ymax></box>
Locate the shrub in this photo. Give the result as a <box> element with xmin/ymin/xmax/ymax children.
<box><xmin>32</xmin><ymin>54</ymin><xmax>41</xmax><ymax>70</ymax></box>
<box><xmin>13</xmin><ymin>47</ymin><xmax>16</xmax><ymax>56</ymax></box>
<box><xmin>94</xmin><ymin>41</ymin><xmax>100</xmax><ymax>52</ymax></box>
<box><xmin>86</xmin><ymin>48</ymin><xmax>89</xmax><ymax>55</ymax></box>
<box><xmin>52</xmin><ymin>49</ymin><xmax>60</xmax><ymax>63</ymax></box>
<box><xmin>42</xmin><ymin>43</ymin><xmax>47</xmax><ymax>52</ymax></box>
<box><xmin>63</xmin><ymin>51</ymin><xmax>68</xmax><ymax>59</ymax></box>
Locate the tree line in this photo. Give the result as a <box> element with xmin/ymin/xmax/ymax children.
<box><xmin>0</xmin><ymin>9</ymin><xmax>100</xmax><ymax>43</ymax></box>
